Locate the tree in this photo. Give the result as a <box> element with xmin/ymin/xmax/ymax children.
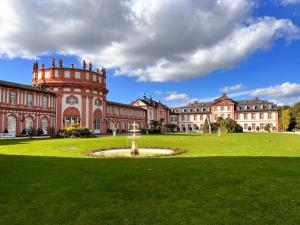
<box><xmin>203</xmin><ymin>118</ymin><xmax>210</xmax><ymax>133</ymax></box>
<box><xmin>149</xmin><ymin>120</ymin><xmax>161</xmax><ymax>130</ymax></box>
<box><xmin>293</xmin><ymin>102</ymin><xmax>300</xmax><ymax>130</ymax></box>
<box><xmin>215</xmin><ymin>117</ymin><xmax>243</xmax><ymax>133</ymax></box>
<box><xmin>264</xmin><ymin>123</ymin><xmax>271</xmax><ymax>132</ymax></box>
<box><xmin>278</xmin><ymin>105</ymin><xmax>290</xmax><ymax>130</ymax></box>
<box><xmin>165</xmin><ymin>123</ymin><xmax>177</xmax><ymax>132</ymax></box>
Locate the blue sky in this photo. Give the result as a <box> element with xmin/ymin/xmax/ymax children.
<box><xmin>0</xmin><ymin>0</ymin><xmax>300</xmax><ymax>106</ymax></box>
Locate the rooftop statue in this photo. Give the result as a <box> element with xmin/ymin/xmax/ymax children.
<box><xmin>59</xmin><ymin>58</ymin><xmax>63</xmax><ymax>68</ymax></box>
<box><xmin>52</xmin><ymin>58</ymin><xmax>55</xmax><ymax>67</ymax></box>
<box><xmin>101</xmin><ymin>66</ymin><xmax>106</xmax><ymax>77</ymax></box>
<box><xmin>89</xmin><ymin>62</ymin><xmax>92</xmax><ymax>71</ymax></box>
<box><xmin>82</xmin><ymin>60</ymin><xmax>86</xmax><ymax>70</ymax></box>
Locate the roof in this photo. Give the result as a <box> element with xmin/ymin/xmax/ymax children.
<box><xmin>107</xmin><ymin>101</ymin><xmax>146</xmax><ymax>110</ymax></box>
<box><xmin>137</xmin><ymin>97</ymin><xmax>170</xmax><ymax>109</ymax></box>
<box><xmin>0</xmin><ymin>80</ymin><xmax>55</xmax><ymax>95</ymax></box>
<box><xmin>170</xmin><ymin>95</ymin><xmax>278</xmax><ymax>112</ymax></box>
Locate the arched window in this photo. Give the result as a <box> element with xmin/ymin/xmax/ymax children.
<box><xmin>7</xmin><ymin>115</ymin><xmax>16</xmax><ymax>136</ymax></box>
<box><xmin>41</xmin><ymin>117</ymin><xmax>48</xmax><ymax>134</ymax></box>
<box><xmin>66</xmin><ymin>96</ymin><xmax>78</xmax><ymax>105</ymax></box>
<box><xmin>25</xmin><ymin>117</ymin><xmax>33</xmax><ymax>129</ymax></box>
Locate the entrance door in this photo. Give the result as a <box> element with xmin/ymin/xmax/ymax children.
<box><xmin>93</xmin><ymin>118</ymin><xmax>101</xmax><ymax>134</ymax></box>
<box><xmin>7</xmin><ymin>116</ymin><xmax>16</xmax><ymax>136</ymax></box>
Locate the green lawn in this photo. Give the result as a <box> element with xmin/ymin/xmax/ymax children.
<box><xmin>0</xmin><ymin>133</ymin><xmax>300</xmax><ymax>225</ymax></box>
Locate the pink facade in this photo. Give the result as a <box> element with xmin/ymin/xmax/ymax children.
<box><xmin>170</xmin><ymin>94</ymin><xmax>279</xmax><ymax>132</ymax></box>
<box><xmin>0</xmin><ymin>80</ymin><xmax>56</xmax><ymax>136</ymax></box>
<box><xmin>0</xmin><ymin>59</ymin><xmax>147</xmax><ymax>136</ymax></box>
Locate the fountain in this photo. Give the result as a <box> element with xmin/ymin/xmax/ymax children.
<box><xmin>91</xmin><ymin>122</ymin><xmax>183</xmax><ymax>157</ymax></box>
<box><xmin>129</xmin><ymin>122</ymin><xmax>140</xmax><ymax>156</ymax></box>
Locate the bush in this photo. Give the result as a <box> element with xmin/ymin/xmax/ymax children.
<box><xmin>47</xmin><ymin>127</ymin><xmax>56</xmax><ymax>138</ymax></box>
<box><xmin>256</xmin><ymin>126</ymin><xmax>260</xmax><ymax>132</ymax></box>
<box><xmin>26</xmin><ymin>127</ymin><xmax>36</xmax><ymax>137</ymax></box>
<box><xmin>21</xmin><ymin>129</ymin><xmax>26</xmax><ymax>135</ymax></box>
<box><xmin>214</xmin><ymin>117</ymin><xmax>243</xmax><ymax>133</ymax></box>
<box><xmin>248</xmin><ymin>126</ymin><xmax>251</xmax><ymax>131</ymax></box>
<box><xmin>165</xmin><ymin>123</ymin><xmax>177</xmax><ymax>132</ymax></box>
<box><xmin>37</xmin><ymin>128</ymin><xmax>44</xmax><ymax>136</ymax></box>
<box><xmin>264</xmin><ymin>124</ymin><xmax>271</xmax><ymax>132</ymax></box>
<box><xmin>3</xmin><ymin>128</ymin><xmax>8</xmax><ymax>133</ymax></box>
<box><xmin>140</xmin><ymin>128</ymin><xmax>161</xmax><ymax>134</ymax></box>
<box><xmin>57</xmin><ymin>125</ymin><xmax>91</xmax><ymax>138</ymax></box>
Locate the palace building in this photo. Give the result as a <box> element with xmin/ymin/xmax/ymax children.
<box><xmin>0</xmin><ymin>59</ymin><xmax>278</xmax><ymax>136</ymax></box>
<box><xmin>0</xmin><ymin>59</ymin><xmax>147</xmax><ymax>136</ymax></box>
<box><xmin>170</xmin><ymin>93</ymin><xmax>279</xmax><ymax>132</ymax></box>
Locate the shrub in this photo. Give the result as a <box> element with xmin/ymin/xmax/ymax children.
<box><xmin>21</xmin><ymin>129</ymin><xmax>26</xmax><ymax>135</ymax></box>
<box><xmin>264</xmin><ymin>124</ymin><xmax>272</xmax><ymax>132</ymax></box>
<box><xmin>37</xmin><ymin>128</ymin><xmax>44</xmax><ymax>136</ymax></box>
<box><xmin>3</xmin><ymin>128</ymin><xmax>8</xmax><ymax>133</ymax></box>
<box><xmin>248</xmin><ymin>126</ymin><xmax>251</xmax><ymax>131</ymax></box>
<box><xmin>140</xmin><ymin>128</ymin><xmax>161</xmax><ymax>134</ymax></box>
<box><xmin>26</xmin><ymin>127</ymin><xmax>36</xmax><ymax>137</ymax></box>
<box><xmin>256</xmin><ymin>126</ymin><xmax>260</xmax><ymax>132</ymax></box>
<box><xmin>58</xmin><ymin>124</ymin><xmax>91</xmax><ymax>138</ymax></box>
<box><xmin>165</xmin><ymin>123</ymin><xmax>177</xmax><ymax>132</ymax></box>
<box><xmin>47</xmin><ymin>127</ymin><xmax>56</xmax><ymax>138</ymax></box>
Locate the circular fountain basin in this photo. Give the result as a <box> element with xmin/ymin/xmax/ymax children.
<box><xmin>92</xmin><ymin>148</ymin><xmax>178</xmax><ymax>157</ymax></box>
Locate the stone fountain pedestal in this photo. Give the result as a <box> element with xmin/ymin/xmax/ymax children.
<box><xmin>129</xmin><ymin>122</ymin><xmax>140</xmax><ymax>156</ymax></box>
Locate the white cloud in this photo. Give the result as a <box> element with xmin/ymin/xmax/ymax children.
<box><xmin>250</xmin><ymin>82</ymin><xmax>300</xmax><ymax>105</ymax></box>
<box><xmin>165</xmin><ymin>92</ymin><xmax>189</xmax><ymax>102</ymax></box>
<box><xmin>281</xmin><ymin>0</ymin><xmax>300</xmax><ymax>5</ymax></box>
<box><xmin>154</xmin><ymin>90</ymin><xmax>163</xmax><ymax>95</ymax></box>
<box><xmin>220</xmin><ymin>84</ymin><xmax>245</xmax><ymax>93</ymax></box>
<box><xmin>0</xmin><ymin>0</ymin><xmax>299</xmax><ymax>82</ymax></box>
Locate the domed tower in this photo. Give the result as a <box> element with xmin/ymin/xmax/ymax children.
<box><xmin>32</xmin><ymin>58</ymin><xmax>108</xmax><ymax>134</ymax></box>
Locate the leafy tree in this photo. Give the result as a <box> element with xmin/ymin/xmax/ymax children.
<box><xmin>149</xmin><ymin>120</ymin><xmax>161</xmax><ymax>130</ymax></box>
<box><xmin>165</xmin><ymin>123</ymin><xmax>177</xmax><ymax>132</ymax></box>
<box><xmin>203</xmin><ymin>118</ymin><xmax>210</xmax><ymax>133</ymax></box>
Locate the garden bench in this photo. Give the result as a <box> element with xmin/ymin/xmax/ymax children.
<box><xmin>0</xmin><ymin>133</ymin><xmax>15</xmax><ymax>139</ymax></box>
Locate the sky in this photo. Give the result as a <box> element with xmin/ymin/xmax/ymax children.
<box><xmin>0</xmin><ymin>0</ymin><xmax>300</xmax><ymax>107</ymax></box>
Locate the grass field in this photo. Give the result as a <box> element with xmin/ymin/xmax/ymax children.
<box><xmin>0</xmin><ymin>133</ymin><xmax>300</xmax><ymax>225</ymax></box>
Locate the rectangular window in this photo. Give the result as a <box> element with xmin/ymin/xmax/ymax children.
<box><xmin>260</xmin><ymin>113</ymin><xmax>264</xmax><ymax>119</ymax></box>
<box><xmin>181</xmin><ymin>115</ymin><xmax>185</xmax><ymax>121</ymax></box>
<box><xmin>42</xmin><ymin>96</ymin><xmax>48</xmax><ymax>108</ymax></box>
<box><xmin>27</xmin><ymin>94</ymin><xmax>33</xmax><ymax>106</ymax></box>
<box><xmin>260</xmin><ymin>123</ymin><xmax>264</xmax><ymax>129</ymax></box>
<box><xmin>64</xmin><ymin>71</ymin><xmax>70</xmax><ymax>78</ymax></box>
<box><xmin>221</xmin><ymin>106</ymin><xmax>224</xmax><ymax>111</ymax></box>
<box><xmin>9</xmin><ymin>91</ymin><xmax>16</xmax><ymax>104</ymax></box>
<box><xmin>244</xmin><ymin>124</ymin><xmax>248</xmax><ymax>130</ymax></box>
<box><xmin>194</xmin><ymin>115</ymin><xmax>197</xmax><ymax>121</ymax></box>
<box><xmin>244</xmin><ymin>113</ymin><xmax>248</xmax><ymax>120</ymax></box>
<box><xmin>200</xmin><ymin>114</ymin><xmax>203</xmax><ymax>120</ymax></box>
<box><xmin>268</xmin><ymin>112</ymin><xmax>272</xmax><ymax>119</ymax></box>
<box><xmin>75</xmin><ymin>72</ymin><xmax>81</xmax><ymax>79</ymax></box>
<box><xmin>235</xmin><ymin>114</ymin><xmax>240</xmax><ymax>120</ymax></box>
<box><xmin>251</xmin><ymin>113</ymin><xmax>255</xmax><ymax>120</ymax></box>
